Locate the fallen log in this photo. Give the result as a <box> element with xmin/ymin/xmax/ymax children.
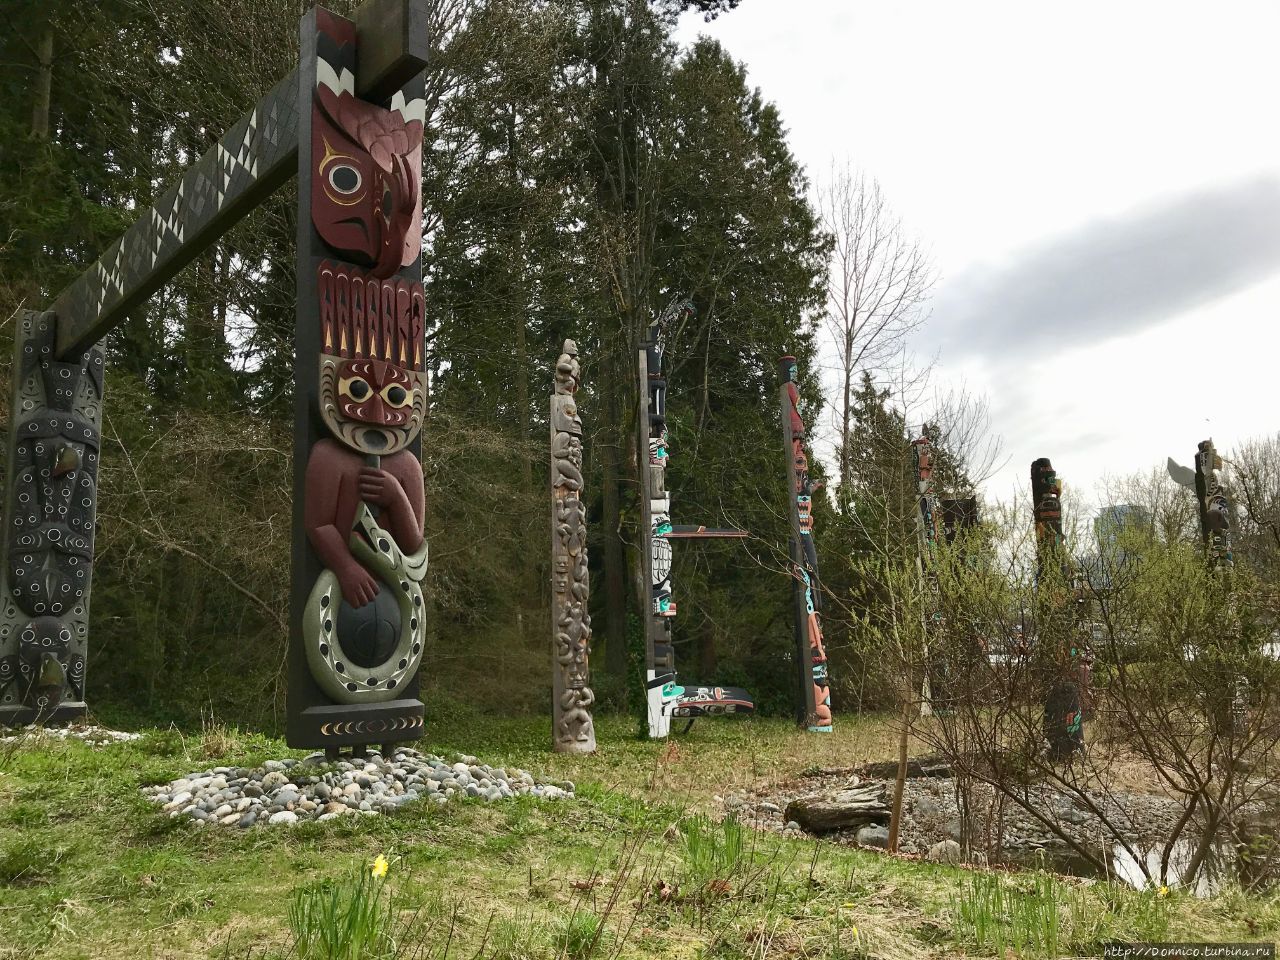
<box><xmin>785</xmin><ymin>784</ymin><xmax>891</xmax><ymax>833</ymax></box>
<box><xmin>855</xmin><ymin>756</ymin><xmax>952</xmax><ymax>780</ymax></box>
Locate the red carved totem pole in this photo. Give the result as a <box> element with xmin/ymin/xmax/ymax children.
<box><xmin>288</xmin><ymin>6</ymin><xmax>430</xmax><ymax>752</ymax></box>
<box><xmin>778</xmin><ymin>356</ymin><xmax>832</xmax><ymax>732</ymax></box>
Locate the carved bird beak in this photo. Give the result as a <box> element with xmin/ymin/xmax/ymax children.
<box><xmin>53</xmin><ymin>444</ymin><xmax>80</xmax><ymax>478</ymax></box>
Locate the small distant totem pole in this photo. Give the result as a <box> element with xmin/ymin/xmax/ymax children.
<box><xmin>1031</xmin><ymin>458</ymin><xmax>1085</xmax><ymax>761</ymax></box>
<box><xmin>1194</xmin><ymin>438</ymin><xmax>1246</xmax><ymax>729</ymax></box>
<box><xmin>778</xmin><ymin>357</ymin><xmax>832</xmax><ymax>732</ymax></box>
<box><xmin>1195</xmin><ymin>439</ymin><xmax>1233</xmax><ymax>572</ymax></box>
<box><xmin>288</xmin><ymin>6</ymin><xmax>430</xmax><ymax>751</ymax></box>
<box><xmin>939</xmin><ymin>498</ymin><xmax>979</xmax><ymax>546</ymax></box>
<box><xmin>911</xmin><ymin>429</ymin><xmax>945</xmax><ymax>714</ymax></box>
<box><xmin>638</xmin><ymin>299</ymin><xmax>753</xmax><ymax>738</ymax></box>
<box><xmin>549</xmin><ymin>341</ymin><xmax>595</xmax><ymax>753</ymax></box>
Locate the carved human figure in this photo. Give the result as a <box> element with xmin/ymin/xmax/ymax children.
<box><xmin>299</xmin><ymin>13</ymin><xmax>430</xmax><ymax>708</ymax></box>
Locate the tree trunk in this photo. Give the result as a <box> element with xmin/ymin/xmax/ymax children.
<box><xmin>887</xmin><ymin>687</ymin><xmax>912</xmax><ymax>852</ymax></box>
<box><xmin>31</xmin><ymin>24</ymin><xmax>53</xmax><ymax>140</ymax></box>
<box><xmin>600</xmin><ymin>341</ymin><xmax>630</xmax><ymax>688</ymax></box>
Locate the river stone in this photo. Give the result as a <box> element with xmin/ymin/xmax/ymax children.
<box><xmin>268</xmin><ymin>811</ymin><xmax>298</xmax><ymax>826</ymax></box>
<box><xmin>928</xmin><ymin>839</ymin><xmax>962</xmax><ymax>864</ymax></box>
<box><xmin>856</xmin><ymin>824</ymin><xmax>889</xmax><ymax>849</ymax></box>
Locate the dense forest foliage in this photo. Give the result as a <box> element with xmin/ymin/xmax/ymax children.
<box><xmin>11</xmin><ymin>0</ymin><xmax>1267</xmax><ymax>735</ymax></box>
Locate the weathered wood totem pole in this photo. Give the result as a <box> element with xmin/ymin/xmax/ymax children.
<box><xmin>0</xmin><ymin>0</ymin><xmax>431</xmax><ymax>740</ymax></box>
<box><xmin>778</xmin><ymin>357</ymin><xmax>832</xmax><ymax>732</ymax></box>
<box><xmin>549</xmin><ymin>341</ymin><xmax>595</xmax><ymax>753</ymax></box>
<box><xmin>638</xmin><ymin>300</ymin><xmax>753</xmax><ymax>738</ymax></box>
<box><xmin>1031</xmin><ymin>457</ymin><xmax>1085</xmax><ymax>761</ymax></box>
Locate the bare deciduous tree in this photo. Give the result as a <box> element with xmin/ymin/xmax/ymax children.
<box><xmin>818</xmin><ymin>164</ymin><xmax>935</xmax><ymax>497</ymax></box>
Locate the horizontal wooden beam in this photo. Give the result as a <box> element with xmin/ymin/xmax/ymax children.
<box><xmin>53</xmin><ymin>0</ymin><xmax>429</xmax><ymax>359</ymax></box>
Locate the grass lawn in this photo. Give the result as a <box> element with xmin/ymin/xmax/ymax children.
<box><xmin>0</xmin><ymin>701</ymin><xmax>1275</xmax><ymax>959</ymax></box>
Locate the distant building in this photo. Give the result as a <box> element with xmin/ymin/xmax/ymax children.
<box><xmin>1083</xmin><ymin>504</ymin><xmax>1153</xmax><ymax>590</ymax></box>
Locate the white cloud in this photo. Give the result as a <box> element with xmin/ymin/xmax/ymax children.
<box><xmin>677</xmin><ymin>0</ymin><xmax>1280</xmax><ymax>508</ymax></box>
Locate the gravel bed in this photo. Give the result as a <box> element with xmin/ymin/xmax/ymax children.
<box><xmin>143</xmin><ymin>747</ymin><xmax>573</xmax><ymax>828</ymax></box>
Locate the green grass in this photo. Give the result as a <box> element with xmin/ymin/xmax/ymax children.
<box><xmin>0</xmin><ymin>702</ymin><xmax>1275</xmax><ymax>959</ymax></box>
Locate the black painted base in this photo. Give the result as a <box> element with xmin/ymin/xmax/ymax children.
<box><xmin>0</xmin><ymin>701</ymin><xmax>88</xmax><ymax>728</ymax></box>
<box><xmin>288</xmin><ymin>697</ymin><xmax>425</xmax><ymax>749</ymax></box>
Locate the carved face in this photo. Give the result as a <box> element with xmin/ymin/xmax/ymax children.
<box><xmin>16</xmin><ymin>617</ymin><xmax>82</xmax><ymax>711</ymax></box>
<box><xmin>320</xmin><ymin>356</ymin><xmax>426</xmax><ymax>455</ymax></box>
<box><xmin>312</xmin><ymin>61</ymin><xmax>424</xmax><ymax>278</ymax></box>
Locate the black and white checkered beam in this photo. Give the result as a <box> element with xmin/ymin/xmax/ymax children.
<box><xmin>52</xmin><ymin>71</ymin><xmax>300</xmax><ymax>359</ymax></box>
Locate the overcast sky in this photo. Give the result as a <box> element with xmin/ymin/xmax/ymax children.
<box><xmin>677</xmin><ymin>0</ymin><xmax>1280</xmax><ymax>510</ymax></box>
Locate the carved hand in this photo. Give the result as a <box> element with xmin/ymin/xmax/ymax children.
<box><xmin>338</xmin><ymin>563</ymin><xmax>380</xmax><ymax>608</ymax></box>
<box><xmin>358</xmin><ymin>467</ymin><xmax>409</xmax><ymax>514</ymax></box>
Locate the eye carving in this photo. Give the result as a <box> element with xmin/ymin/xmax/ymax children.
<box><xmin>329</xmin><ymin>165</ymin><xmax>362</xmax><ymax>195</ymax></box>
<box><xmin>340</xmin><ymin>377</ymin><xmax>372</xmax><ymax>401</ymax></box>
<box><xmin>381</xmin><ymin>384</ymin><xmax>412</xmax><ymax>408</ymax></box>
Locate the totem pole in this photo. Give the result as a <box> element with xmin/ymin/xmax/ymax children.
<box><xmin>1194</xmin><ymin>439</ymin><xmax>1233</xmax><ymax>572</ymax></box>
<box><xmin>778</xmin><ymin>356</ymin><xmax>831</xmax><ymax>732</ymax></box>
<box><xmin>1194</xmin><ymin>439</ymin><xmax>1246</xmax><ymax>729</ymax></box>
<box><xmin>638</xmin><ymin>299</ymin><xmax>754</xmax><ymax>738</ymax></box>
<box><xmin>1031</xmin><ymin>458</ymin><xmax>1085</xmax><ymax>761</ymax></box>
<box><xmin>549</xmin><ymin>341</ymin><xmax>595</xmax><ymax>753</ymax></box>
<box><xmin>911</xmin><ymin>429</ymin><xmax>945</xmax><ymax>714</ymax></box>
<box><xmin>288</xmin><ymin>6</ymin><xmax>430</xmax><ymax>752</ymax></box>
<box><xmin>0</xmin><ymin>0</ymin><xmax>430</xmax><ymax>732</ymax></box>
<box><xmin>940</xmin><ymin>498</ymin><xmax>979</xmax><ymax>547</ymax></box>
<box><xmin>0</xmin><ymin>314</ymin><xmax>102</xmax><ymax>723</ymax></box>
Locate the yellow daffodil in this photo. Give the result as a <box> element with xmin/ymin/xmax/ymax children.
<box><xmin>371</xmin><ymin>854</ymin><xmax>389</xmax><ymax>879</ymax></box>
<box><xmin>1157</xmin><ymin>885</ymin><xmax>1169</xmax><ymax>898</ymax></box>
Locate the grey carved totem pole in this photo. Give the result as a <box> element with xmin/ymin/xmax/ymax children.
<box><xmin>549</xmin><ymin>341</ymin><xmax>595</xmax><ymax>753</ymax></box>
<box><xmin>638</xmin><ymin>299</ymin><xmax>753</xmax><ymax>738</ymax></box>
<box><xmin>0</xmin><ymin>1</ymin><xmax>432</xmax><ymax>748</ymax></box>
<box><xmin>778</xmin><ymin>357</ymin><xmax>832</xmax><ymax>732</ymax></box>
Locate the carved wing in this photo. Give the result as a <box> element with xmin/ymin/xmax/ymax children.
<box><xmin>1166</xmin><ymin>457</ymin><xmax>1197</xmax><ymax>490</ymax></box>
